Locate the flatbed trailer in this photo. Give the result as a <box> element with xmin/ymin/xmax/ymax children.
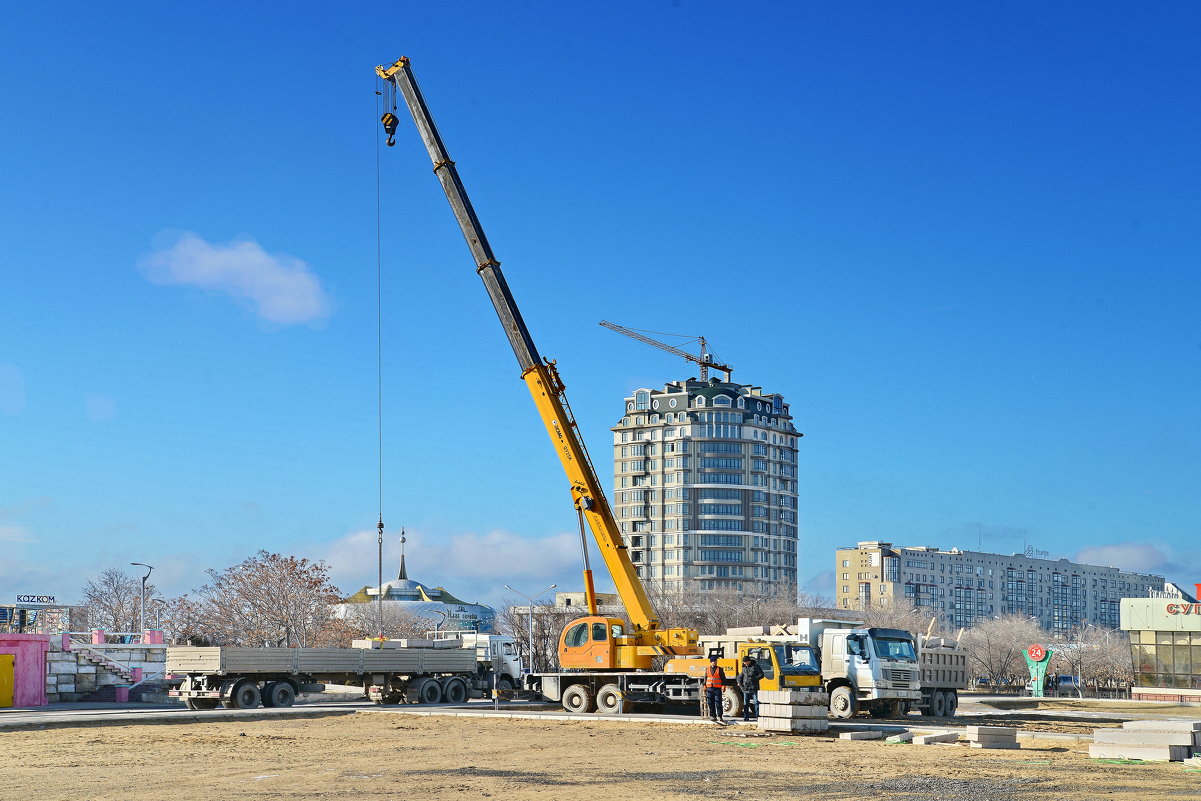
<box><xmin>167</xmin><ymin>639</ymin><xmax>511</xmax><ymax>710</ymax></box>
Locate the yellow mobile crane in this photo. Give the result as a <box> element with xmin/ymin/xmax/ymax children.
<box><xmin>376</xmin><ymin>58</ymin><xmax>820</xmax><ymax>715</ymax></box>
<box><xmin>375</xmin><ymin>57</ymin><xmax>699</xmax><ymax>676</ymax></box>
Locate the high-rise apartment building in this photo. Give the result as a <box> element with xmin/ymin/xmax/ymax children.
<box><xmin>610</xmin><ymin>378</ymin><xmax>801</xmax><ymax>595</ymax></box>
<box><xmin>836</xmin><ymin>541</ymin><xmax>1165</xmax><ymax>633</ymax></box>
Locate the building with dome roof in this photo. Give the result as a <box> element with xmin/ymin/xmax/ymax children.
<box><xmin>333</xmin><ymin>552</ymin><xmax>496</xmax><ymax>633</ymax></box>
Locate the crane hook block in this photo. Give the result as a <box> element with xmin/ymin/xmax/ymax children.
<box><xmin>381</xmin><ymin>112</ymin><xmax>400</xmax><ymax>147</ymax></box>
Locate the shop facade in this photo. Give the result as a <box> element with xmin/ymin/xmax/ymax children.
<box><xmin>1120</xmin><ymin>586</ymin><xmax>1201</xmax><ymax>702</ymax></box>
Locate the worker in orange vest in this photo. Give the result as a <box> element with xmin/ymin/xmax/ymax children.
<box><xmin>704</xmin><ymin>654</ymin><xmax>727</xmax><ymax>724</ymax></box>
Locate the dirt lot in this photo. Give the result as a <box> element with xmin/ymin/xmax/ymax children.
<box><xmin>3</xmin><ymin>712</ymin><xmax>1198</xmax><ymax>801</ymax></box>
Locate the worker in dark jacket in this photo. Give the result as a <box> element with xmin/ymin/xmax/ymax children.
<box><xmin>738</xmin><ymin>654</ymin><xmax>765</xmax><ymax>721</ymax></box>
<box><xmin>704</xmin><ymin>655</ymin><xmax>727</xmax><ymax>723</ymax></box>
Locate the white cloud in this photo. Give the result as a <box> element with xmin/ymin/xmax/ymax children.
<box><xmin>0</xmin><ymin>363</ymin><xmax>25</xmax><ymax>415</ymax></box>
<box><xmin>0</xmin><ymin>524</ymin><xmax>32</xmax><ymax>543</ymax></box>
<box><xmin>1075</xmin><ymin>542</ymin><xmax>1169</xmax><ymax>574</ymax></box>
<box><xmin>138</xmin><ymin>232</ymin><xmax>331</xmax><ymax>325</ymax></box>
<box><xmin>85</xmin><ymin>393</ymin><xmax>116</xmax><ymax>422</ymax></box>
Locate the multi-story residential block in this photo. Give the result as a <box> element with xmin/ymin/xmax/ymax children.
<box><xmin>835</xmin><ymin>541</ymin><xmax>1165</xmax><ymax>633</ymax></box>
<box><xmin>611</xmin><ymin>378</ymin><xmax>801</xmax><ymax>595</ymax></box>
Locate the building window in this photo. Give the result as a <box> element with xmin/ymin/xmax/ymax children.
<box><xmin>635</xmin><ymin>391</ymin><xmax>650</xmax><ymax>410</ymax></box>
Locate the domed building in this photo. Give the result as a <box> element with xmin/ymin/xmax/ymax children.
<box><xmin>334</xmin><ymin>552</ymin><xmax>495</xmax><ymax>633</ymax></box>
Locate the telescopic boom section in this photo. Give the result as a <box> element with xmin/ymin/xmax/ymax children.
<box><xmin>377</xmin><ymin>58</ymin><xmax>697</xmax><ymax>662</ymax></box>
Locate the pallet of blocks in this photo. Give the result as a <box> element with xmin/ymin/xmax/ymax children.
<box><xmin>1088</xmin><ymin>720</ymin><xmax>1201</xmax><ymax>762</ymax></box>
<box><xmin>964</xmin><ymin>725</ymin><xmax>1019</xmax><ymax>749</ymax></box>
<box><xmin>756</xmin><ymin>689</ymin><xmax>829</xmax><ymax>734</ymax></box>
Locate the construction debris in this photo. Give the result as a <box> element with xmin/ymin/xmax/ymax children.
<box><xmin>756</xmin><ymin>690</ymin><xmax>829</xmax><ymax>735</ymax></box>
<box><xmin>913</xmin><ymin>731</ymin><xmax>960</xmax><ymax>745</ymax></box>
<box><xmin>885</xmin><ymin>731</ymin><xmax>915</xmax><ymax>744</ymax></box>
<box><xmin>840</xmin><ymin>730</ymin><xmax>885</xmax><ymax>740</ymax></box>
<box><xmin>1088</xmin><ymin>720</ymin><xmax>1201</xmax><ymax>762</ymax></box>
<box><xmin>965</xmin><ymin>725</ymin><xmax>1019</xmax><ymax>750</ymax></box>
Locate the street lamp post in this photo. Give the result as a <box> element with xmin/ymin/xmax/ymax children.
<box><xmin>504</xmin><ymin>583</ymin><xmax>557</xmax><ymax>673</ymax></box>
<box><xmin>130</xmin><ymin>563</ymin><xmax>154</xmax><ymax>636</ymax></box>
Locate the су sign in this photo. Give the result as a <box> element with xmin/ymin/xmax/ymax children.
<box><xmin>1165</xmin><ymin>603</ymin><xmax>1201</xmax><ymax>615</ymax></box>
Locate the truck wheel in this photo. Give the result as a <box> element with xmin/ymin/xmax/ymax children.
<box><xmin>228</xmin><ymin>679</ymin><xmax>262</xmax><ymax>709</ymax></box>
<box><xmin>264</xmin><ymin>681</ymin><xmax>296</xmax><ymax>708</ymax></box>
<box><xmin>829</xmin><ymin>686</ymin><xmax>856</xmax><ymax>719</ymax></box>
<box><xmin>943</xmin><ymin>690</ymin><xmax>958</xmax><ymax>717</ymax></box>
<box><xmin>561</xmin><ymin>684</ymin><xmax>596</xmax><ymax>714</ymax></box>
<box><xmin>930</xmin><ymin>689</ymin><xmax>948</xmax><ymax>717</ymax></box>
<box><xmin>412</xmin><ymin>678</ymin><xmax>443</xmax><ymax>704</ymax></box>
<box><xmin>496</xmin><ymin>675</ymin><xmax>515</xmax><ymax>692</ymax></box>
<box><xmin>721</xmin><ymin>687</ymin><xmax>744</xmax><ymax>719</ymax></box>
<box><xmin>596</xmin><ymin>684</ymin><xmax>631</xmax><ymax>714</ymax></box>
<box><xmin>442</xmin><ymin>677</ymin><xmax>468</xmax><ymax>705</ymax></box>
<box><xmin>185</xmin><ymin>698</ymin><xmax>219</xmax><ymax>710</ymax></box>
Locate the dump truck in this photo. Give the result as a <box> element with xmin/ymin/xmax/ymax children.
<box><xmin>727</xmin><ymin>618</ymin><xmax>921</xmax><ymax>718</ymax></box>
<box><xmin>915</xmin><ymin>629</ymin><xmax>968</xmax><ymax>716</ymax></box>
<box><xmin>167</xmin><ymin>634</ymin><xmax>522</xmax><ymax>710</ymax></box>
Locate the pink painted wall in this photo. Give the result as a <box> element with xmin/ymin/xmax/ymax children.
<box><xmin>0</xmin><ymin>634</ymin><xmax>50</xmax><ymax>707</ymax></box>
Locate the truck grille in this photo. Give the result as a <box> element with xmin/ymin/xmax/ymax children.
<box><xmin>886</xmin><ymin>669</ymin><xmax>915</xmax><ymax>688</ymax></box>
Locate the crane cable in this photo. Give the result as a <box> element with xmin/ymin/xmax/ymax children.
<box><xmin>374</xmin><ymin>76</ymin><xmax>386</xmax><ymax>640</ymax></box>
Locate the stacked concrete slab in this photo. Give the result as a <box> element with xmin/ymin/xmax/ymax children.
<box><xmin>913</xmin><ymin>731</ymin><xmax>959</xmax><ymax>745</ymax></box>
<box><xmin>965</xmin><ymin>725</ymin><xmax>1019</xmax><ymax>749</ymax></box>
<box><xmin>756</xmin><ymin>689</ymin><xmax>829</xmax><ymax>734</ymax></box>
<box><xmin>1088</xmin><ymin>720</ymin><xmax>1201</xmax><ymax>762</ymax></box>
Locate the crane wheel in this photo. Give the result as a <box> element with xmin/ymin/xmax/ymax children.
<box><xmin>561</xmin><ymin>684</ymin><xmax>596</xmax><ymax>714</ymax></box>
<box><xmin>596</xmin><ymin>684</ymin><xmax>630</xmax><ymax>714</ymax></box>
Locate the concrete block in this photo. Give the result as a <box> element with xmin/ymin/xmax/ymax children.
<box><xmin>970</xmin><ymin>733</ymin><xmax>1018</xmax><ymax>743</ymax></box>
<box><xmin>970</xmin><ymin>741</ymin><xmax>1021</xmax><ymax>750</ymax></box>
<box><xmin>1093</xmin><ymin>729</ymin><xmax>1197</xmax><ymax>746</ymax></box>
<box><xmin>44</xmin><ymin>693</ymin><xmax>59</xmax><ymax>704</ymax></box>
<box><xmin>49</xmin><ymin>661</ymin><xmax>77</xmax><ymax>674</ymax></box>
<box><xmin>97</xmin><ymin>673</ymin><xmax>123</xmax><ymax>686</ymax></box>
<box><xmin>57</xmin><ymin>684</ymin><xmax>76</xmax><ymax>694</ymax></box>
<box><xmin>758</xmin><ymin>717</ymin><xmax>828</xmax><ymax>733</ymax></box>
<box><xmin>758</xmin><ymin>703</ymin><xmax>826</xmax><ymax>718</ymax></box>
<box><xmin>758</xmin><ymin>689</ymin><xmax>827</xmax><ymax>705</ymax></box>
<box><xmin>45</xmin><ymin>675</ymin><xmax>57</xmax><ymax>686</ymax></box>
<box><xmin>75</xmin><ymin>664</ymin><xmax>96</xmax><ymax>674</ymax></box>
<box><xmin>914</xmin><ymin>732</ymin><xmax>960</xmax><ymax>745</ymax></box>
<box><xmin>1121</xmin><ymin>720</ymin><xmax>1201</xmax><ymax>732</ymax></box>
<box><xmin>885</xmin><ymin>731</ymin><xmax>914</xmax><ymax>743</ymax></box>
<box><xmin>966</xmin><ymin>726</ymin><xmax>1016</xmax><ymax>737</ymax></box>
<box><xmin>840</xmin><ymin>730</ymin><xmax>885</xmax><ymax>740</ymax></box>
<box><xmin>1089</xmin><ymin>743</ymin><xmax>1191</xmax><ymax>762</ymax></box>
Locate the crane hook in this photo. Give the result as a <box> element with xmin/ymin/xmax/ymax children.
<box><xmin>381</xmin><ymin>112</ymin><xmax>399</xmax><ymax>147</ymax></box>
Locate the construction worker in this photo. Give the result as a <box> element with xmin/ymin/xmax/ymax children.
<box><xmin>704</xmin><ymin>654</ymin><xmax>727</xmax><ymax>723</ymax></box>
<box><xmin>738</xmin><ymin>654</ymin><xmax>765</xmax><ymax>721</ymax></box>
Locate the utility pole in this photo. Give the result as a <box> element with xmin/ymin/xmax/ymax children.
<box><xmin>504</xmin><ymin>584</ymin><xmax>557</xmax><ymax>673</ymax></box>
<box><xmin>130</xmin><ymin>563</ymin><xmax>154</xmax><ymax>635</ymax></box>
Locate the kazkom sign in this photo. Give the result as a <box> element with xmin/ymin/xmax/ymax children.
<box><xmin>16</xmin><ymin>594</ymin><xmax>56</xmax><ymax>603</ymax></box>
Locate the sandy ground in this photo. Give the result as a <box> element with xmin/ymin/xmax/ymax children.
<box><xmin>2</xmin><ymin>712</ymin><xmax>1198</xmax><ymax>801</ymax></box>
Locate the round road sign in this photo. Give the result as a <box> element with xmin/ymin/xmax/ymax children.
<box><xmin>1027</xmin><ymin>644</ymin><xmax>1046</xmax><ymax>661</ymax></box>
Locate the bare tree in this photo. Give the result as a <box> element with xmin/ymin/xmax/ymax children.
<box><xmin>962</xmin><ymin>615</ymin><xmax>1044</xmax><ymax>690</ymax></box>
<box><xmin>1049</xmin><ymin>626</ymin><xmax>1133</xmax><ymax>697</ymax></box>
<box><xmin>194</xmin><ymin>551</ymin><xmax>343</xmax><ymax>647</ymax></box>
<box><xmin>858</xmin><ymin>599</ymin><xmax>945</xmax><ymax>640</ymax></box>
<box><xmin>338</xmin><ymin>603</ymin><xmax>430</xmax><ymax>642</ymax></box>
<box><xmin>81</xmin><ymin>568</ymin><xmax>162</xmax><ymax>632</ymax></box>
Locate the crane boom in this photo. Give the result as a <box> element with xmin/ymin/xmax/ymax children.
<box><xmin>599</xmin><ymin>320</ymin><xmax>733</xmax><ymax>381</ymax></box>
<box><xmin>377</xmin><ymin>57</ymin><xmax>697</xmax><ymax>668</ymax></box>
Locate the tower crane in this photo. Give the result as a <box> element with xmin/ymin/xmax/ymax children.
<box><xmin>599</xmin><ymin>321</ymin><xmax>733</xmax><ymax>382</ymax></box>
<box><xmin>376</xmin><ymin>57</ymin><xmax>699</xmax><ymax>673</ymax></box>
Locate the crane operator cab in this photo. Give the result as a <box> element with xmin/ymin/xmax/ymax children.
<box><xmin>560</xmin><ymin>616</ymin><xmax>634</xmax><ymax>670</ymax></box>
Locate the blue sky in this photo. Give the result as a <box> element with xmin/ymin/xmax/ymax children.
<box><xmin>2</xmin><ymin>2</ymin><xmax>1198</xmax><ymax>610</ymax></box>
